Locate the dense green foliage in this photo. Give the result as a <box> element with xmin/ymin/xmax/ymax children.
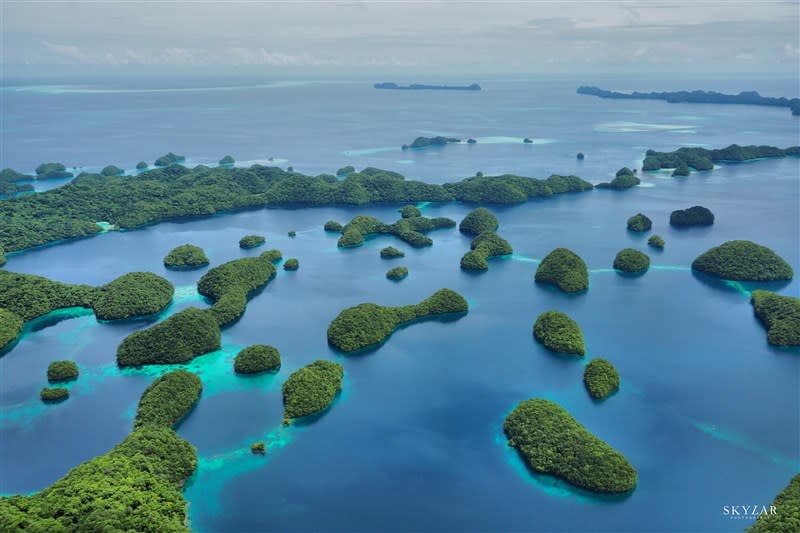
<box><xmin>746</xmin><ymin>474</ymin><xmax>800</xmax><ymax>533</ymax></box>
<box><xmin>672</xmin><ymin>163</ymin><xmax>690</xmax><ymax>177</ymax></box>
<box><xmin>261</xmin><ymin>249</ymin><xmax>282</xmax><ymax>262</ymax></box>
<box><xmin>336</xmin><ymin>165</ymin><xmax>355</xmax><ymax>177</ymax></box>
<box><xmin>154</xmin><ymin>152</ymin><xmax>185</xmax><ymax>167</ymax></box>
<box><xmin>134</xmin><ymin>370</ymin><xmax>202</xmax><ymax>429</ymax></box>
<box><xmin>399</xmin><ymin>205</ymin><xmax>421</xmax><ymax>218</ymax></box>
<box><xmin>642</xmin><ymin>144</ymin><xmax>799</xmax><ymax>174</ymax></box>
<box><xmin>596</xmin><ymin>167</ymin><xmax>640</xmax><ymax>190</ymax></box>
<box><xmin>0</xmin><ymin>307</ymin><xmax>23</xmax><ymax>351</ymax></box>
<box><xmin>535</xmin><ymin>248</ymin><xmax>589</xmax><ymax>293</ymax></box>
<box><xmin>251</xmin><ymin>442</ymin><xmax>266</xmax><ymax>454</ymax></box>
<box><xmin>36</xmin><ymin>162</ymin><xmax>73</xmax><ymax>179</ymax></box>
<box><xmin>584</xmin><ymin>359</ymin><xmax>620</xmax><ymax>400</ymax></box>
<box><xmin>40</xmin><ymin>387</ymin><xmax>69</xmax><ymax>402</ymax></box>
<box><xmin>461</xmin><ymin>231</ymin><xmax>513</xmax><ymax>271</ymax></box>
<box><xmin>47</xmin><ymin>360</ymin><xmax>79</xmax><ymax>382</ymax></box>
<box><xmin>1</xmin><ymin>370</ymin><xmax>201</xmax><ymax>532</ymax></box>
<box><xmin>117</xmin><ymin>307</ymin><xmax>221</xmax><ymax>366</ymax></box>
<box><xmin>386</xmin><ymin>266</ymin><xmax>408</xmax><ymax>280</ymax></box>
<box><xmin>92</xmin><ymin>272</ymin><xmax>174</xmax><ymax>320</ymax></box>
<box><xmin>327</xmin><ymin>288</ymin><xmax>468</xmax><ymax>352</ymax></box>
<box><xmin>402</xmin><ymin>136</ymin><xmax>460</xmax><ymax>150</ymax></box>
<box><xmin>692</xmin><ymin>240</ymin><xmax>793</xmax><ymax>281</ymax></box>
<box><xmin>0</xmin><ymin>270</ymin><xmax>94</xmax><ymax>321</ymax></box>
<box><xmin>234</xmin><ymin>344</ymin><xmax>281</xmax><ymax>374</ymax></box>
<box><xmin>533</xmin><ymin>310</ymin><xmax>586</xmax><ymax>355</ymax></box>
<box><xmin>0</xmin><ymin>168</ymin><xmax>35</xmax><ymax>196</ymax></box>
<box><xmin>0</xmin><ymin>245</ymin><xmax>5</xmax><ymax>267</ymax></box>
<box><xmin>282</xmin><ymin>360</ymin><xmax>344</xmax><ymax>420</ymax></box>
<box><xmin>460</xmin><ymin>250</ymin><xmax>489</xmax><ymax>270</ymax></box>
<box><xmin>164</xmin><ymin>243</ymin><xmax>209</xmax><ymax>268</ymax></box>
<box><xmin>503</xmin><ymin>398</ymin><xmax>637</xmax><ymax>493</ymax></box>
<box><xmin>613</xmin><ymin>249</ymin><xmax>650</xmax><ymax>273</ymax></box>
<box><xmin>101</xmin><ymin>165</ymin><xmax>124</xmax><ymax>177</ymax></box>
<box><xmin>198</xmin><ymin>254</ymin><xmax>277</xmax><ymax>326</ymax></box>
<box><xmin>337</xmin><ymin>213</ymin><xmax>455</xmax><ymax>248</ymax></box>
<box><xmin>670</xmin><ymin>205</ymin><xmax>715</xmax><ymax>227</ymax></box>
<box><xmin>459</xmin><ymin>207</ymin><xmax>499</xmax><ymax>236</ymax></box>
<box><xmin>380</xmin><ymin>246</ymin><xmax>405</xmax><ymax>259</ymax></box>
<box><xmin>136</xmin><ymin>161</ymin><xmax>148</xmax><ymax>170</ymax></box>
<box><xmin>324</xmin><ymin>220</ymin><xmax>343</xmax><ymax>232</ymax></box>
<box><xmin>219</xmin><ymin>155</ymin><xmax>235</xmax><ymax>166</ymax></box>
<box><xmin>283</xmin><ymin>258</ymin><xmax>299</xmax><ymax>271</ymax></box>
<box><xmin>239</xmin><ymin>234</ymin><xmax>266</xmax><ymax>249</ymax></box>
<box><xmin>648</xmin><ymin>235</ymin><xmax>665</xmax><ymax>249</ymax></box>
<box><xmin>443</xmin><ymin>174</ymin><xmax>592</xmax><ymax>204</ymax></box>
<box><xmin>750</xmin><ymin>290</ymin><xmax>800</xmax><ymax>346</ymax></box>
<box><xmin>626</xmin><ymin>213</ymin><xmax>652</xmax><ymax>232</ymax></box>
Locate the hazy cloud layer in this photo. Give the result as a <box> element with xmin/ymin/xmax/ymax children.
<box><xmin>2</xmin><ymin>1</ymin><xmax>798</xmax><ymax>74</ymax></box>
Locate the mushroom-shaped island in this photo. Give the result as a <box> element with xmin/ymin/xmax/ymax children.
<box><xmin>583</xmin><ymin>358</ymin><xmax>620</xmax><ymax>400</ymax></box>
<box><xmin>535</xmin><ymin>248</ymin><xmax>589</xmax><ymax>293</ymax></box>
<box><xmin>692</xmin><ymin>240</ymin><xmax>793</xmax><ymax>281</ymax></box>
<box><xmin>750</xmin><ymin>290</ymin><xmax>800</xmax><ymax>346</ymax></box>
<box><xmin>613</xmin><ymin>248</ymin><xmax>650</xmax><ymax>273</ymax></box>
<box><xmin>234</xmin><ymin>345</ymin><xmax>281</xmax><ymax>374</ymax></box>
<box><xmin>92</xmin><ymin>272</ymin><xmax>174</xmax><ymax>320</ymax></box>
<box><xmin>459</xmin><ymin>207</ymin><xmax>499</xmax><ymax>236</ymax></box>
<box><xmin>533</xmin><ymin>310</ymin><xmax>586</xmax><ymax>355</ymax></box>
<box><xmin>670</xmin><ymin>205</ymin><xmax>715</xmax><ymax>227</ymax></box>
<box><xmin>164</xmin><ymin>244</ymin><xmax>209</xmax><ymax>269</ymax></box>
<box><xmin>626</xmin><ymin>213</ymin><xmax>652</xmax><ymax>232</ymax></box>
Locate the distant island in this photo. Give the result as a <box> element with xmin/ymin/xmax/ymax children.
<box><xmin>577</xmin><ymin>86</ymin><xmax>800</xmax><ymax>116</ymax></box>
<box><xmin>375</xmin><ymin>82</ymin><xmax>481</xmax><ymax>91</ymax></box>
<box><xmin>643</xmin><ymin>145</ymin><xmax>799</xmax><ymax>175</ymax></box>
<box><xmin>402</xmin><ymin>136</ymin><xmax>460</xmax><ymax>150</ymax></box>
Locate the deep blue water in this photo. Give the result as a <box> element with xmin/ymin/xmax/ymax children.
<box><xmin>0</xmin><ymin>76</ymin><xmax>798</xmax><ymax>533</ymax></box>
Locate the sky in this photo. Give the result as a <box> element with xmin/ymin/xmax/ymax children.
<box><xmin>1</xmin><ymin>1</ymin><xmax>799</xmax><ymax>76</ymax></box>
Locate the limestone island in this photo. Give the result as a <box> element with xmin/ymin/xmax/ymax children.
<box><xmin>0</xmin><ymin>169</ymin><xmax>35</xmax><ymax>196</ymax></box>
<box><xmin>692</xmin><ymin>240</ymin><xmax>793</xmax><ymax>281</ymax></box>
<box><xmin>154</xmin><ymin>152</ymin><xmax>185</xmax><ymax>167</ymax></box>
<box><xmin>92</xmin><ymin>272</ymin><xmax>174</xmax><ymax>320</ymax></box>
<box><xmin>327</xmin><ymin>288</ymin><xmax>468</xmax><ymax>352</ymax></box>
<box><xmin>643</xmin><ymin>145</ymin><xmax>799</xmax><ymax>175</ymax></box>
<box><xmin>535</xmin><ymin>248</ymin><xmax>589</xmax><ymax>293</ymax></box>
<box><xmin>746</xmin><ymin>474</ymin><xmax>800</xmax><ymax>533</ymax></box>
<box><xmin>374</xmin><ymin>82</ymin><xmax>481</xmax><ymax>91</ymax></box>
<box><xmin>670</xmin><ymin>205</ymin><xmax>715</xmax><ymax>227</ymax></box>
<box><xmin>446</xmin><ymin>173</ymin><xmax>593</xmax><ymax>203</ymax></box>
<box><xmin>219</xmin><ymin>155</ymin><xmax>235</xmax><ymax>166</ymax></box>
<box><xmin>164</xmin><ymin>244</ymin><xmax>209</xmax><ymax>269</ymax></box>
<box><xmin>40</xmin><ymin>387</ymin><xmax>69</xmax><ymax>402</ymax></box>
<box><xmin>288</xmin><ymin>230</ymin><xmax>296</xmax><ymax>237</ymax></box>
<box><xmin>35</xmin><ymin>162</ymin><xmax>73</xmax><ymax>180</ymax></box>
<box><xmin>380</xmin><ymin>246</ymin><xmax>405</xmax><ymax>259</ymax></box>
<box><xmin>0</xmin><ymin>307</ymin><xmax>23</xmax><ymax>351</ymax></box>
<box><xmin>336</xmin><ymin>213</ymin><xmax>455</xmax><ymax>248</ymax></box>
<box><xmin>101</xmin><ymin>165</ymin><xmax>124</xmax><ymax>177</ymax></box>
<box><xmin>283</xmin><ymin>258</ymin><xmax>299</xmax><ymax>271</ymax></box>
<box><xmin>399</xmin><ymin>205</ymin><xmax>421</xmax><ymax>218</ymax></box>
<box><xmin>324</xmin><ymin>220</ymin><xmax>343</xmax><ymax>232</ymax></box>
<box><xmin>627</xmin><ymin>213</ymin><xmax>652</xmax><ymax>232</ymax></box>
<box><xmin>0</xmin><ymin>270</ymin><xmax>95</xmax><ymax>322</ymax></box>
<box><xmin>614</xmin><ymin>248</ymin><xmax>650</xmax><ymax>273</ymax></box>
<box><xmin>239</xmin><ymin>234</ymin><xmax>266</xmax><ymax>249</ymax></box>
<box><xmin>234</xmin><ymin>344</ymin><xmax>281</xmax><ymax>374</ymax></box>
<box><xmin>282</xmin><ymin>360</ymin><xmax>344</xmax><ymax>421</ymax></box>
<box><xmin>503</xmin><ymin>398</ymin><xmax>637</xmax><ymax>493</ymax></box>
<box><xmin>336</xmin><ymin>165</ymin><xmax>355</xmax><ymax>177</ymax></box>
<box><xmin>596</xmin><ymin>167</ymin><xmax>640</xmax><ymax>190</ymax></box>
<box><xmin>577</xmin><ymin>86</ymin><xmax>800</xmax><ymax>117</ymax></box>
<box><xmin>750</xmin><ymin>290</ymin><xmax>800</xmax><ymax>346</ymax></box>
<box><xmin>461</xmin><ymin>231</ymin><xmax>513</xmax><ymax>271</ymax></box>
<box><xmin>584</xmin><ymin>358</ymin><xmax>620</xmax><ymax>400</ymax></box>
<box><xmin>47</xmin><ymin>360</ymin><xmax>79</xmax><ymax>382</ymax></box>
<box><xmin>402</xmin><ymin>136</ymin><xmax>460</xmax><ymax>150</ymax></box>
<box><xmin>386</xmin><ymin>266</ymin><xmax>408</xmax><ymax>281</ymax></box>
<box><xmin>648</xmin><ymin>235</ymin><xmax>665</xmax><ymax>249</ymax></box>
<box><xmin>533</xmin><ymin>310</ymin><xmax>586</xmax><ymax>355</ymax></box>
<box><xmin>459</xmin><ymin>207</ymin><xmax>499</xmax><ymax>236</ymax></box>
<box><xmin>135</xmin><ymin>161</ymin><xmax>148</xmax><ymax>170</ymax></box>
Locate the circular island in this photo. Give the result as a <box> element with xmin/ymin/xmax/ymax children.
<box><xmin>164</xmin><ymin>244</ymin><xmax>209</xmax><ymax>269</ymax></box>
<box><xmin>234</xmin><ymin>345</ymin><xmax>281</xmax><ymax>374</ymax></box>
<box><xmin>583</xmin><ymin>358</ymin><xmax>620</xmax><ymax>400</ymax></box>
<box><xmin>47</xmin><ymin>360</ymin><xmax>79</xmax><ymax>382</ymax></box>
<box><xmin>613</xmin><ymin>248</ymin><xmax>650</xmax><ymax>273</ymax></box>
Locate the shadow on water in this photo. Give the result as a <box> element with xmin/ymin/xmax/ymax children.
<box><xmin>614</xmin><ymin>268</ymin><xmax>648</xmax><ymax>278</ymax></box>
<box><xmin>690</xmin><ymin>270</ymin><xmax>792</xmax><ymax>297</ymax></box>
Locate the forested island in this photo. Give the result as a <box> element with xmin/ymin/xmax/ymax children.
<box><xmin>503</xmin><ymin>399</ymin><xmax>637</xmax><ymax>493</ymax></box>
<box><xmin>0</xmin><ymin>307</ymin><xmax>23</xmax><ymax>351</ymax></box>
<box><xmin>234</xmin><ymin>344</ymin><xmax>281</xmax><ymax>374</ymax></box>
<box><xmin>461</xmin><ymin>231</ymin><xmax>513</xmax><ymax>271</ymax></box>
<box><xmin>596</xmin><ymin>167</ymin><xmax>640</xmax><ymax>190</ymax></box>
<box><xmin>1</xmin><ymin>370</ymin><xmax>202</xmax><ymax>531</ymax></box>
<box><xmin>335</xmin><ymin>213</ymin><xmax>456</xmax><ymax>248</ymax></box>
<box><xmin>642</xmin><ymin>145</ymin><xmax>799</xmax><ymax>174</ymax></box>
<box><xmin>47</xmin><ymin>360</ymin><xmax>79</xmax><ymax>382</ymax></box>
<box><xmin>692</xmin><ymin>240</ymin><xmax>793</xmax><ymax>281</ymax></box>
<box><xmin>386</xmin><ymin>266</ymin><xmax>408</xmax><ymax>281</ymax></box>
<box><xmin>535</xmin><ymin>248</ymin><xmax>589</xmax><ymax>293</ymax></box>
<box><xmin>648</xmin><ymin>235</ymin><xmax>665</xmax><ymax>249</ymax></box>
<box><xmin>40</xmin><ymin>387</ymin><xmax>69</xmax><ymax>402</ymax></box>
<box><xmin>584</xmin><ymin>359</ymin><xmax>619</xmax><ymax>400</ymax></box>
<box><xmin>746</xmin><ymin>474</ymin><xmax>800</xmax><ymax>533</ymax></box>
<box><xmin>0</xmin><ymin>168</ymin><xmax>35</xmax><ymax>196</ymax></box>
<box><xmin>374</xmin><ymin>82</ymin><xmax>481</xmax><ymax>91</ymax></box>
<box><xmin>577</xmin><ymin>86</ymin><xmax>800</xmax><ymax>116</ymax></box>
<box><xmin>670</xmin><ymin>205</ymin><xmax>714</xmax><ymax>227</ymax></box>
<box><xmin>627</xmin><ymin>213</ymin><xmax>652</xmax><ymax>232</ymax></box>
<box><xmin>459</xmin><ymin>207</ymin><xmax>498</xmax><ymax>236</ymax></box>
<box><xmin>239</xmin><ymin>234</ymin><xmax>266</xmax><ymax>249</ymax></box>
<box><xmin>36</xmin><ymin>162</ymin><xmax>73</xmax><ymax>180</ymax></box>
<box><xmin>750</xmin><ymin>290</ymin><xmax>800</xmax><ymax>346</ymax></box>
<box><xmin>164</xmin><ymin>244</ymin><xmax>209</xmax><ymax>269</ymax></box>
<box><xmin>0</xmin><ymin>165</ymin><xmax>593</xmax><ymax>253</ymax></box>
<box><xmin>327</xmin><ymin>288</ymin><xmax>468</xmax><ymax>352</ymax></box>
<box><xmin>613</xmin><ymin>248</ymin><xmax>650</xmax><ymax>273</ymax></box>
<box><xmin>402</xmin><ymin>136</ymin><xmax>460</xmax><ymax>150</ymax></box>
<box><xmin>380</xmin><ymin>246</ymin><xmax>405</xmax><ymax>259</ymax></box>
<box><xmin>282</xmin><ymin>360</ymin><xmax>344</xmax><ymax>420</ymax></box>
<box><xmin>92</xmin><ymin>272</ymin><xmax>173</xmax><ymax>320</ymax></box>
<box><xmin>533</xmin><ymin>310</ymin><xmax>585</xmax><ymax>355</ymax></box>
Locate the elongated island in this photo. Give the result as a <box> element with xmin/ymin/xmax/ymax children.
<box><xmin>375</xmin><ymin>82</ymin><xmax>481</xmax><ymax>91</ymax></box>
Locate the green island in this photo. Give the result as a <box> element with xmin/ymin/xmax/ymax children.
<box><xmin>402</xmin><ymin>136</ymin><xmax>460</xmax><ymax>150</ymax></box>
<box><xmin>335</xmin><ymin>213</ymin><xmax>456</xmax><ymax>248</ymax></box>
<box><xmin>219</xmin><ymin>155</ymin><xmax>235</xmax><ymax>166</ymax></box>
<box><xmin>386</xmin><ymin>266</ymin><xmax>408</xmax><ymax>281</ymax></box>
<box><xmin>1</xmin><ymin>168</ymin><xmax>35</xmax><ymax>196</ymax></box>
<box><xmin>672</xmin><ymin>163</ymin><xmax>690</xmax><ymax>177</ymax></box>
<box><xmin>234</xmin><ymin>344</ymin><xmax>281</xmax><ymax>374</ymax></box>
<box><xmin>746</xmin><ymin>474</ymin><xmax>800</xmax><ymax>533</ymax></box>
<box><xmin>164</xmin><ymin>243</ymin><xmax>210</xmax><ymax>269</ymax></box>
<box><xmin>47</xmin><ymin>360</ymin><xmax>79</xmax><ymax>382</ymax></box>
<box><xmin>648</xmin><ymin>235</ymin><xmax>665</xmax><ymax>249</ymax></box>
<box><xmin>642</xmin><ymin>145</ymin><xmax>799</xmax><ymax>175</ymax></box>
<box><xmin>154</xmin><ymin>151</ymin><xmax>185</xmax><ymax>167</ymax></box>
<box><xmin>692</xmin><ymin>240</ymin><xmax>793</xmax><ymax>281</ymax></box>
<box><xmin>1</xmin><ymin>370</ymin><xmax>202</xmax><ymax>532</ymax></box>
<box><xmin>504</xmin><ymin>398</ymin><xmax>637</xmax><ymax>493</ymax></box>
<box><xmin>0</xmin><ymin>307</ymin><xmax>23</xmax><ymax>351</ymax></box>
<box><xmin>596</xmin><ymin>167</ymin><xmax>640</xmax><ymax>190</ymax></box>
<box><xmin>327</xmin><ymin>288</ymin><xmax>468</xmax><ymax>352</ymax></box>
<box><xmin>584</xmin><ymin>359</ymin><xmax>620</xmax><ymax>400</ymax></box>
<box><xmin>535</xmin><ymin>248</ymin><xmax>589</xmax><ymax>293</ymax></box>
<box><xmin>459</xmin><ymin>207</ymin><xmax>498</xmax><ymax>236</ymax></box>
<box><xmin>40</xmin><ymin>387</ymin><xmax>69</xmax><ymax>402</ymax></box>
<box><xmin>670</xmin><ymin>205</ymin><xmax>715</xmax><ymax>227</ymax></box>
<box><xmin>399</xmin><ymin>205</ymin><xmax>421</xmax><ymax>218</ymax></box>
<box><xmin>0</xmin><ymin>245</ymin><xmax>5</xmax><ymax>266</ymax></box>
<box><xmin>460</xmin><ymin>231</ymin><xmax>513</xmax><ymax>271</ymax></box>
<box><xmin>283</xmin><ymin>258</ymin><xmax>299</xmax><ymax>271</ymax></box>
<box><xmin>288</xmin><ymin>230</ymin><xmax>296</xmax><ymax>237</ymax></box>
<box><xmin>627</xmin><ymin>213</ymin><xmax>652</xmax><ymax>232</ymax></box>
<box><xmin>251</xmin><ymin>442</ymin><xmax>266</xmax><ymax>455</ymax></box>
<box><xmin>36</xmin><ymin>162</ymin><xmax>74</xmax><ymax>180</ymax></box>
<box><xmin>92</xmin><ymin>272</ymin><xmax>174</xmax><ymax>320</ymax></box>
<box><xmin>336</xmin><ymin>165</ymin><xmax>355</xmax><ymax>177</ymax></box>
<box><xmin>613</xmin><ymin>248</ymin><xmax>650</xmax><ymax>273</ymax></box>
<box><xmin>135</xmin><ymin>161</ymin><xmax>148</xmax><ymax>170</ymax></box>
<box><xmin>324</xmin><ymin>220</ymin><xmax>343</xmax><ymax>232</ymax></box>
<box><xmin>0</xmin><ymin>165</ymin><xmax>594</xmax><ymax>253</ymax></box>
<box><xmin>380</xmin><ymin>246</ymin><xmax>405</xmax><ymax>259</ymax></box>
<box><xmin>750</xmin><ymin>290</ymin><xmax>800</xmax><ymax>347</ymax></box>
<box><xmin>282</xmin><ymin>360</ymin><xmax>344</xmax><ymax>420</ymax></box>
<box><xmin>0</xmin><ymin>270</ymin><xmax>94</xmax><ymax>321</ymax></box>
<box><xmin>101</xmin><ymin>165</ymin><xmax>124</xmax><ymax>177</ymax></box>
<box><xmin>239</xmin><ymin>234</ymin><xmax>266</xmax><ymax>249</ymax></box>
<box><xmin>533</xmin><ymin>310</ymin><xmax>585</xmax><ymax>355</ymax></box>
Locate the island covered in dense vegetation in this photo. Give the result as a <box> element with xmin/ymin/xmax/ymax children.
<box><xmin>746</xmin><ymin>474</ymin><xmax>800</xmax><ymax>533</ymax></box>
<box><xmin>642</xmin><ymin>145</ymin><xmax>799</xmax><ymax>174</ymax></box>
<box><xmin>627</xmin><ymin>213</ymin><xmax>651</xmax><ymax>232</ymax></box>
<box><xmin>577</xmin><ymin>86</ymin><xmax>800</xmax><ymax>116</ymax></box>
<box><xmin>47</xmin><ymin>360</ymin><xmax>79</xmax><ymax>382</ymax></box>
<box><xmin>324</xmin><ymin>220</ymin><xmax>343</xmax><ymax>232</ymax></box>
<box><xmin>92</xmin><ymin>272</ymin><xmax>174</xmax><ymax>320</ymax></box>
<box><xmin>750</xmin><ymin>290</ymin><xmax>800</xmax><ymax>346</ymax></box>
<box><xmin>1</xmin><ymin>370</ymin><xmax>202</xmax><ymax>532</ymax></box>
<box><xmin>459</xmin><ymin>207</ymin><xmax>498</xmax><ymax>236</ymax></box>
<box><xmin>327</xmin><ymin>288</ymin><xmax>468</xmax><ymax>352</ymax></box>
<box><xmin>239</xmin><ymin>234</ymin><xmax>266</xmax><ymax>249</ymax></box>
<box><xmin>648</xmin><ymin>235</ymin><xmax>665</xmax><ymax>249</ymax></box>
<box><xmin>0</xmin><ymin>307</ymin><xmax>23</xmax><ymax>351</ymax></box>
<box><xmin>164</xmin><ymin>244</ymin><xmax>209</xmax><ymax>269</ymax></box>
<box><xmin>40</xmin><ymin>387</ymin><xmax>69</xmax><ymax>402</ymax></box>
<box><xmin>154</xmin><ymin>151</ymin><xmax>185</xmax><ymax>167</ymax></box>
<box><xmin>670</xmin><ymin>205</ymin><xmax>715</xmax><ymax>227</ymax></box>
<box><xmin>692</xmin><ymin>240</ymin><xmax>793</xmax><ymax>281</ymax></box>
<box><xmin>596</xmin><ymin>167</ymin><xmax>640</xmax><ymax>190</ymax></box>
<box><xmin>335</xmin><ymin>213</ymin><xmax>456</xmax><ymax>248</ymax></box>
<box><xmin>283</xmin><ymin>258</ymin><xmax>299</xmax><ymax>271</ymax></box>
<box><xmin>36</xmin><ymin>162</ymin><xmax>73</xmax><ymax>180</ymax></box>
<box><xmin>0</xmin><ymin>270</ymin><xmax>95</xmax><ymax>321</ymax></box>
<box><xmin>375</xmin><ymin>82</ymin><xmax>481</xmax><ymax>91</ymax></box>
<box><xmin>0</xmin><ymin>168</ymin><xmax>35</xmax><ymax>196</ymax></box>
<box><xmin>219</xmin><ymin>155</ymin><xmax>235</xmax><ymax>166</ymax></box>
<box><xmin>535</xmin><ymin>248</ymin><xmax>589</xmax><ymax>293</ymax></box>
<box><xmin>386</xmin><ymin>266</ymin><xmax>408</xmax><ymax>280</ymax></box>
<box><xmin>461</xmin><ymin>231</ymin><xmax>513</xmax><ymax>271</ymax></box>
<box><xmin>613</xmin><ymin>248</ymin><xmax>650</xmax><ymax>273</ymax></box>
<box><xmin>282</xmin><ymin>360</ymin><xmax>344</xmax><ymax>420</ymax></box>
<box><xmin>533</xmin><ymin>310</ymin><xmax>585</xmax><ymax>355</ymax></box>
<box><xmin>503</xmin><ymin>398</ymin><xmax>637</xmax><ymax>493</ymax></box>
<box><xmin>584</xmin><ymin>359</ymin><xmax>620</xmax><ymax>400</ymax></box>
<box><xmin>402</xmin><ymin>136</ymin><xmax>460</xmax><ymax>150</ymax></box>
<box><xmin>380</xmin><ymin>246</ymin><xmax>405</xmax><ymax>259</ymax></box>
<box><xmin>234</xmin><ymin>344</ymin><xmax>281</xmax><ymax>374</ymax></box>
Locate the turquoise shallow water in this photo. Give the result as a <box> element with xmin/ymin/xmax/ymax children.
<box><xmin>0</xmin><ymin>76</ymin><xmax>799</xmax><ymax>533</ymax></box>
